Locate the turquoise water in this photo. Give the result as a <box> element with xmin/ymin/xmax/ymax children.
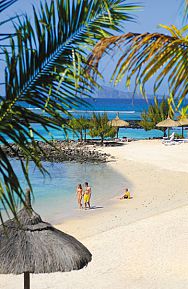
<box><xmin>2</xmin><ymin>124</ymin><xmax>164</xmax><ymax>143</ymax></box>
<box><xmin>14</xmin><ymin>97</ymin><xmax>187</xmax><ymax>141</ymax></box>
<box><xmin>3</xmin><ymin>160</ymin><xmax>128</xmax><ymax>224</ymax></box>
<box><xmin>5</xmin><ymin>122</ymin><xmax>186</xmax><ymax>143</ymax></box>
<box><xmin>2</xmin><ymin>97</ymin><xmax>187</xmax><ymax>223</ymax></box>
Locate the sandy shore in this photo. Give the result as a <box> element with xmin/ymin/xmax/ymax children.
<box><xmin>1</xmin><ymin>140</ymin><xmax>188</xmax><ymax>289</ymax></box>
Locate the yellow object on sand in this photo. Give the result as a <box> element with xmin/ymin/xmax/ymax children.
<box><xmin>124</xmin><ymin>191</ymin><xmax>130</xmax><ymax>199</ymax></box>
<box><xmin>84</xmin><ymin>194</ymin><xmax>90</xmax><ymax>203</ymax></box>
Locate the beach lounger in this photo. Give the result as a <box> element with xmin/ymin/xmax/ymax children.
<box><xmin>163</xmin><ymin>141</ymin><xmax>179</xmax><ymax>146</ymax></box>
<box><xmin>175</xmin><ymin>138</ymin><xmax>188</xmax><ymax>143</ymax></box>
<box><xmin>162</xmin><ymin>132</ymin><xmax>175</xmax><ymax>145</ymax></box>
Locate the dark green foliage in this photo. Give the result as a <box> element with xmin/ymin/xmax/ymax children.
<box><xmin>69</xmin><ymin>116</ymin><xmax>90</xmax><ymax>141</ymax></box>
<box><xmin>140</xmin><ymin>97</ymin><xmax>172</xmax><ymax>134</ymax></box>
<box><xmin>89</xmin><ymin>112</ymin><xmax>116</xmax><ymax>144</ymax></box>
<box><xmin>0</xmin><ymin>0</ymin><xmax>137</xmax><ymax>222</ymax></box>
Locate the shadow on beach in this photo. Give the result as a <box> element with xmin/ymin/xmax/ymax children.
<box><xmin>87</xmin><ymin>206</ymin><xmax>103</xmax><ymax>210</ymax></box>
<box><xmin>85</xmin><ymin>139</ymin><xmax>126</xmax><ymax>147</ymax></box>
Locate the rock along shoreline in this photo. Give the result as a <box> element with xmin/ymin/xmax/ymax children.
<box><xmin>2</xmin><ymin>140</ymin><xmax>114</xmax><ymax>163</ymax></box>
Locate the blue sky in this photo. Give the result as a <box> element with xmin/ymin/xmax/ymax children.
<box><xmin>0</xmin><ymin>0</ymin><xmax>185</xmax><ymax>96</ymax></box>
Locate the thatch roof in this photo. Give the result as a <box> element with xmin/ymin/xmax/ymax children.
<box><xmin>0</xmin><ymin>199</ymin><xmax>92</xmax><ymax>274</ymax></box>
<box><xmin>156</xmin><ymin>117</ymin><xmax>180</xmax><ymax>128</ymax></box>
<box><xmin>108</xmin><ymin>115</ymin><xmax>129</xmax><ymax>128</ymax></box>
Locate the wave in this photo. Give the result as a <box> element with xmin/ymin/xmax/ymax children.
<box><xmin>26</xmin><ymin>108</ymin><xmax>136</xmax><ymax>114</ymax></box>
<box><xmin>28</xmin><ymin>107</ymin><xmax>42</xmax><ymax>110</ymax></box>
<box><xmin>69</xmin><ymin>110</ymin><xmax>136</xmax><ymax>114</ymax></box>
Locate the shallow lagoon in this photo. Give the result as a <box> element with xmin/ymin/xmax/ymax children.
<box><xmin>3</xmin><ymin>160</ymin><xmax>128</xmax><ymax>224</ymax></box>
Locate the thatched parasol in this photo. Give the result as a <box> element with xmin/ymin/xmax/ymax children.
<box><xmin>0</xmin><ymin>190</ymin><xmax>92</xmax><ymax>289</ymax></box>
<box><xmin>108</xmin><ymin>114</ymin><xmax>129</xmax><ymax>138</ymax></box>
<box><xmin>156</xmin><ymin>117</ymin><xmax>180</xmax><ymax>137</ymax></box>
<box><xmin>179</xmin><ymin>118</ymin><xmax>188</xmax><ymax>137</ymax></box>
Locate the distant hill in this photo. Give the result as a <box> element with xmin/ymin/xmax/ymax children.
<box><xmin>93</xmin><ymin>85</ymin><xmax>162</xmax><ymax>99</ymax></box>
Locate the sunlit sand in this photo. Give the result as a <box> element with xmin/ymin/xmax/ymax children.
<box><xmin>1</xmin><ymin>140</ymin><xmax>188</xmax><ymax>289</ymax></box>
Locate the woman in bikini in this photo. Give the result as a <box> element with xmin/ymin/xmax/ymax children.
<box><xmin>76</xmin><ymin>184</ymin><xmax>83</xmax><ymax>209</ymax></box>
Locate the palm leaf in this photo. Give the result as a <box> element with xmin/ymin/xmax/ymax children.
<box><xmin>89</xmin><ymin>25</ymin><xmax>188</xmax><ymax>104</ymax></box>
<box><xmin>0</xmin><ymin>0</ymin><xmax>17</xmax><ymax>13</ymax></box>
<box><xmin>182</xmin><ymin>0</ymin><xmax>188</xmax><ymax>22</ymax></box>
<box><xmin>0</xmin><ymin>0</ymin><xmax>138</xmax><ymax>222</ymax></box>
<box><xmin>0</xmin><ymin>0</ymin><xmax>18</xmax><ymax>44</ymax></box>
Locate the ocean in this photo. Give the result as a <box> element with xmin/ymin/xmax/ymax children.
<box><xmin>1</xmin><ymin>98</ymin><xmax>187</xmax><ymax>222</ymax></box>
<box><xmin>17</xmin><ymin>97</ymin><xmax>187</xmax><ymax>141</ymax></box>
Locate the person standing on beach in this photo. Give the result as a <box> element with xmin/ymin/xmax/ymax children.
<box><xmin>84</xmin><ymin>182</ymin><xmax>91</xmax><ymax>209</ymax></box>
<box><xmin>76</xmin><ymin>184</ymin><xmax>83</xmax><ymax>209</ymax></box>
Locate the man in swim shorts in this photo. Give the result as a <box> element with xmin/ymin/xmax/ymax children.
<box><xmin>84</xmin><ymin>182</ymin><xmax>91</xmax><ymax>209</ymax></box>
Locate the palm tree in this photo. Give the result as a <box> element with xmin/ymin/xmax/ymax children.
<box><xmin>140</xmin><ymin>97</ymin><xmax>172</xmax><ymax>136</ymax></box>
<box><xmin>89</xmin><ymin>112</ymin><xmax>116</xmax><ymax>144</ymax></box>
<box><xmin>178</xmin><ymin>105</ymin><xmax>188</xmax><ymax>119</ymax></box>
<box><xmin>0</xmin><ymin>0</ymin><xmax>138</xmax><ymax>222</ymax></box>
<box><xmin>89</xmin><ymin>1</ymin><xmax>188</xmax><ymax>107</ymax></box>
<box><xmin>69</xmin><ymin>116</ymin><xmax>89</xmax><ymax>142</ymax></box>
<box><xmin>177</xmin><ymin>105</ymin><xmax>188</xmax><ymax>137</ymax></box>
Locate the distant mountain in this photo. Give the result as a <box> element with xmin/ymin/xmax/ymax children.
<box><xmin>93</xmin><ymin>85</ymin><xmax>162</xmax><ymax>99</ymax></box>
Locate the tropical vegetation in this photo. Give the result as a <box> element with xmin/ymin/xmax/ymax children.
<box><xmin>89</xmin><ymin>113</ymin><xmax>116</xmax><ymax>144</ymax></box>
<box><xmin>140</xmin><ymin>97</ymin><xmax>172</xmax><ymax>136</ymax></box>
<box><xmin>69</xmin><ymin>116</ymin><xmax>89</xmax><ymax>142</ymax></box>
<box><xmin>89</xmin><ymin>1</ymin><xmax>188</xmax><ymax>108</ymax></box>
<box><xmin>0</xmin><ymin>0</ymin><xmax>138</xmax><ymax>222</ymax></box>
<box><xmin>178</xmin><ymin>105</ymin><xmax>188</xmax><ymax>120</ymax></box>
<box><xmin>177</xmin><ymin>104</ymin><xmax>188</xmax><ymax>137</ymax></box>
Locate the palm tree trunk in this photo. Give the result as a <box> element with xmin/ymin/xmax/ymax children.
<box><xmin>80</xmin><ymin>131</ymin><xmax>83</xmax><ymax>141</ymax></box>
<box><xmin>84</xmin><ymin>128</ymin><xmax>87</xmax><ymax>142</ymax></box>
<box><xmin>101</xmin><ymin>135</ymin><xmax>104</xmax><ymax>145</ymax></box>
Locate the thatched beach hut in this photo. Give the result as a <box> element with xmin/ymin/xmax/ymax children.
<box><xmin>156</xmin><ymin>117</ymin><xmax>180</xmax><ymax>137</ymax></box>
<box><xmin>179</xmin><ymin>118</ymin><xmax>188</xmax><ymax>137</ymax></box>
<box><xmin>0</xmin><ymin>190</ymin><xmax>92</xmax><ymax>289</ymax></box>
<box><xmin>108</xmin><ymin>114</ymin><xmax>129</xmax><ymax>138</ymax></box>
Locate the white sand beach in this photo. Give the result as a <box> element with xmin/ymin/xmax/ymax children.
<box><xmin>1</xmin><ymin>140</ymin><xmax>188</xmax><ymax>289</ymax></box>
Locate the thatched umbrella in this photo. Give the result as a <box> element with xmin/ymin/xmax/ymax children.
<box><xmin>0</xmin><ymin>190</ymin><xmax>92</xmax><ymax>289</ymax></box>
<box><xmin>179</xmin><ymin>118</ymin><xmax>188</xmax><ymax>137</ymax></box>
<box><xmin>108</xmin><ymin>114</ymin><xmax>129</xmax><ymax>138</ymax></box>
<box><xmin>156</xmin><ymin>117</ymin><xmax>180</xmax><ymax>137</ymax></box>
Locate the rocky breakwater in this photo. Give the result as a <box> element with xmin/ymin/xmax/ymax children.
<box><xmin>2</xmin><ymin>140</ymin><xmax>112</xmax><ymax>163</ymax></box>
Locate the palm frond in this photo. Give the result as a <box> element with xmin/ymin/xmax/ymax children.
<box><xmin>0</xmin><ymin>0</ymin><xmax>19</xmax><ymax>43</ymax></box>
<box><xmin>182</xmin><ymin>0</ymin><xmax>188</xmax><ymax>22</ymax></box>
<box><xmin>2</xmin><ymin>0</ymin><xmax>139</xmax><ymax>120</ymax></box>
<box><xmin>0</xmin><ymin>0</ymin><xmax>138</xmax><ymax>222</ymax></box>
<box><xmin>0</xmin><ymin>0</ymin><xmax>17</xmax><ymax>13</ymax></box>
<box><xmin>89</xmin><ymin>25</ymin><xmax>188</xmax><ymax>104</ymax></box>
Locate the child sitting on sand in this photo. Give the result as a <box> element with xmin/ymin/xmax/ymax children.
<box><xmin>120</xmin><ymin>188</ymin><xmax>131</xmax><ymax>199</ymax></box>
